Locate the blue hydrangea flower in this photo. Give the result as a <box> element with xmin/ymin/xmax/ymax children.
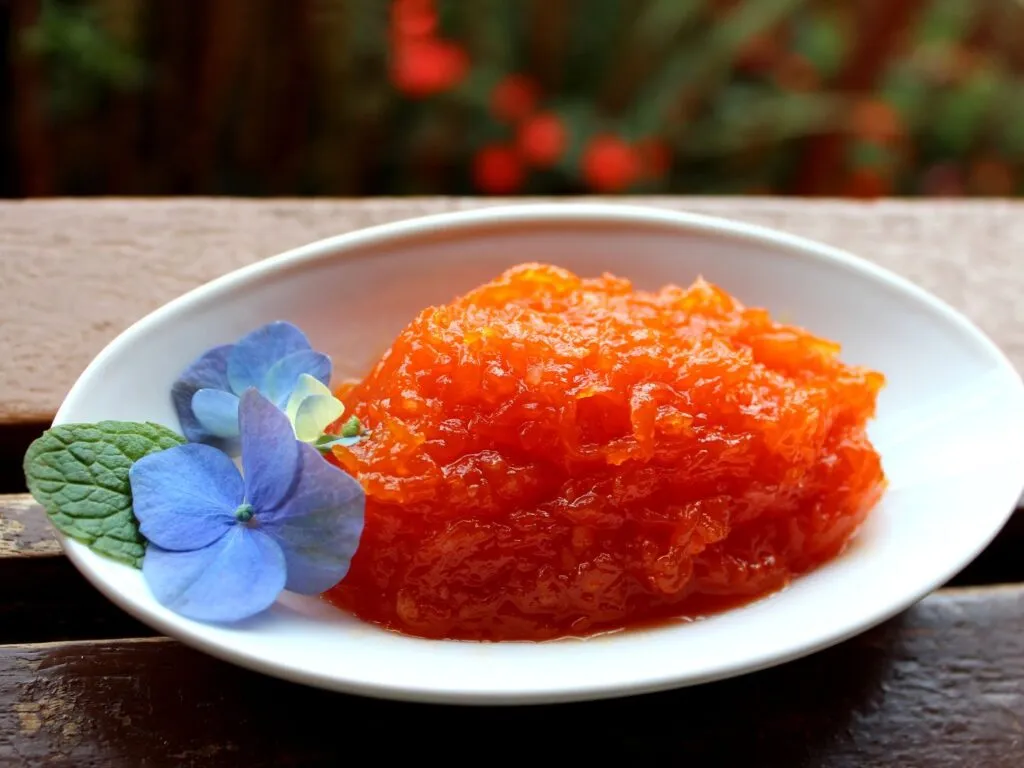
<box><xmin>171</xmin><ymin>321</ymin><xmax>331</xmax><ymax>446</ymax></box>
<box><xmin>129</xmin><ymin>389</ymin><xmax>365</xmax><ymax>622</ymax></box>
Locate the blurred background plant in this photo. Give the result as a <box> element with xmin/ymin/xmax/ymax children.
<box><xmin>2</xmin><ymin>0</ymin><xmax>1023</xmax><ymax>198</ymax></box>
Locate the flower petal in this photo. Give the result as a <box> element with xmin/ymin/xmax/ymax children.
<box><xmin>142</xmin><ymin>527</ymin><xmax>286</xmax><ymax>622</ymax></box>
<box><xmin>262</xmin><ymin>351</ymin><xmax>332</xmax><ymax>408</ymax></box>
<box><xmin>293</xmin><ymin>395</ymin><xmax>345</xmax><ymax>443</ymax></box>
<box><xmin>171</xmin><ymin>344</ymin><xmax>232</xmax><ymax>443</ymax></box>
<box><xmin>129</xmin><ymin>443</ymin><xmax>242</xmax><ymax>550</ymax></box>
<box><xmin>239</xmin><ymin>389</ymin><xmax>300</xmax><ymax>511</ymax></box>
<box><xmin>285</xmin><ymin>373</ymin><xmax>336</xmax><ymax>424</ymax></box>
<box><xmin>227</xmin><ymin>321</ymin><xmax>311</xmax><ymax>395</ymax></box>
<box><xmin>191</xmin><ymin>389</ymin><xmax>241</xmax><ymax>439</ymax></box>
<box><xmin>260</xmin><ymin>442</ymin><xmax>365</xmax><ymax>594</ymax></box>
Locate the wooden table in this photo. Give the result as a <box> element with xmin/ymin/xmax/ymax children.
<box><xmin>2</xmin><ymin>198</ymin><xmax>1024</xmax><ymax>766</ymax></box>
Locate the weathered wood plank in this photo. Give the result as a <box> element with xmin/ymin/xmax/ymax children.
<box><xmin>4</xmin><ymin>198</ymin><xmax>1024</xmax><ymax>423</ymax></box>
<box><xmin>0</xmin><ymin>495</ymin><xmax>60</xmax><ymax>558</ymax></box>
<box><xmin>0</xmin><ymin>585</ymin><xmax>1021</xmax><ymax>766</ymax></box>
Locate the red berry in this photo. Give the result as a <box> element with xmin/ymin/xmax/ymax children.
<box><xmin>582</xmin><ymin>135</ymin><xmax>640</xmax><ymax>192</ymax></box>
<box><xmin>491</xmin><ymin>75</ymin><xmax>539</xmax><ymax>123</ymax></box>
<box><xmin>390</xmin><ymin>0</ymin><xmax>437</xmax><ymax>38</ymax></box>
<box><xmin>517</xmin><ymin>113</ymin><xmax>567</xmax><ymax>167</ymax></box>
<box><xmin>473</xmin><ymin>145</ymin><xmax>525</xmax><ymax>195</ymax></box>
<box><xmin>391</xmin><ymin>38</ymin><xmax>469</xmax><ymax>97</ymax></box>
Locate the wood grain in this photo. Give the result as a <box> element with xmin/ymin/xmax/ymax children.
<box><xmin>0</xmin><ymin>585</ymin><xmax>1021</xmax><ymax>767</ymax></box>
<box><xmin>0</xmin><ymin>495</ymin><xmax>60</xmax><ymax>558</ymax></box>
<box><xmin>4</xmin><ymin>198</ymin><xmax>1024</xmax><ymax>422</ymax></box>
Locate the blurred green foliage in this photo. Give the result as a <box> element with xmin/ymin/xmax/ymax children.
<box><xmin>6</xmin><ymin>0</ymin><xmax>1024</xmax><ymax>197</ymax></box>
<box><xmin>20</xmin><ymin>0</ymin><xmax>144</xmax><ymax>116</ymax></box>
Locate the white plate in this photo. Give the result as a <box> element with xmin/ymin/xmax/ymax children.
<box><xmin>53</xmin><ymin>203</ymin><xmax>1024</xmax><ymax>705</ymax></box>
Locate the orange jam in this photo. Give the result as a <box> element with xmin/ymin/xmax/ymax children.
<box><xmin>325</xmin><ymin>264</ymin><xmax>885</xmax><ymax>640</ymax></box>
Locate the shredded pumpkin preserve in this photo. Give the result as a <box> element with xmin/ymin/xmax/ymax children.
<box><xmin>325</xmin><ymin>264</ymin><xmax>885</xmax><ymax>640</ymax></box>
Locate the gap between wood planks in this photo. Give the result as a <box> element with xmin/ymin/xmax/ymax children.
<box><xmin>0</xmin><ymin>421</ymin><xmax>47</xmax><ymax>495</ymax></box>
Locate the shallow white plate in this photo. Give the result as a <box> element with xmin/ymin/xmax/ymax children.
<box><xmin>54</xmin><ymin>203</ymin><xmax>1024</xmax><ymax>705</ymax></box>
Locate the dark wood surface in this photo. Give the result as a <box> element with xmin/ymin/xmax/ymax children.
<box><xmin>3</xmin><ymin>199</ymin><xmax>1024</xmax><ymax>767</ymax></box>
<box><xmin>1</xmin><ymin>588</ymin><xmax>1021</xmax><ymax>767</ymax></box>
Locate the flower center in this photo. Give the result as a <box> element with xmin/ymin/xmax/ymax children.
<box><xmin>234</xmin><ymin>503</ymin><xmax>255</xmax><ymax>523</ymax></box>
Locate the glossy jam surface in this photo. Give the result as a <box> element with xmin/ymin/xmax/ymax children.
<box><xmin>325</xmin><ymin>264</ymin><xmax>886</xmax><ymax>640</ymax></box>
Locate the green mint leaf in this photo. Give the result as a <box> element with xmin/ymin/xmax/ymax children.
<box><xmin>340</xmin><ymin>416</ymin><xmax>363</xmax><ymax>438</ymax></box>
<box><xmin>23</xmin><ymin>421</ymin><xmax>185</xmax><ymax>568</ymax></box>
